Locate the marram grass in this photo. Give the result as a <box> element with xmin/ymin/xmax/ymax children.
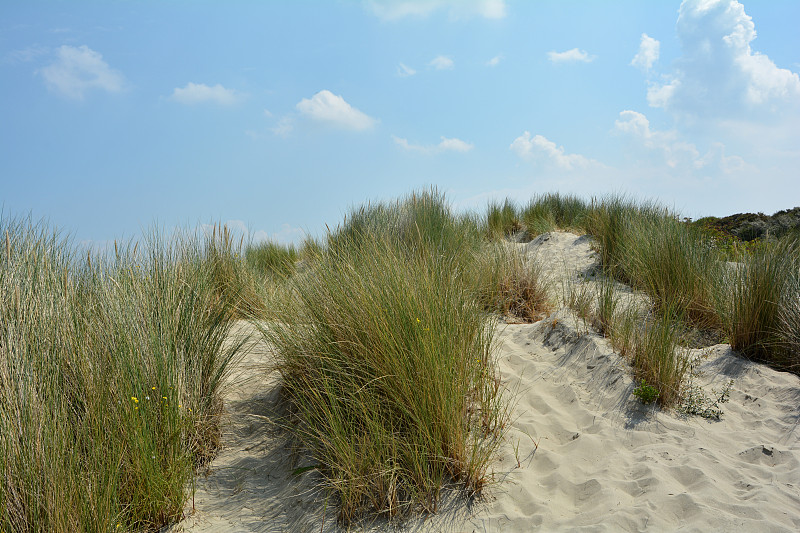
<box><xmin>1</xmin><ymin>217</ymin><xmax>244</xmax><ymax>532</ymax></box>
<box><xmin>263</xmin><ymin>192</ymin><xmax>509</xmax><ymax>523</ymax></box>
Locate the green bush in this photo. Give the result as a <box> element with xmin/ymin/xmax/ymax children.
<box><xmin>632</xmin><ymin>380</ymin><xmax>659</xmax><ymax>405</ymax></box>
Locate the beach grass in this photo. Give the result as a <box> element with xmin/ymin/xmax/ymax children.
<box><xmin>485</xmin><ymin>198</ymin><xmax>521</xmax><ymax>240</ymax></box>
<box><xmin>262</xmin><ymin>191</ymin><xmax>509</xmax><ymax>523</ymax></box>
<box><xmin>245</xmin><ymin>239</ymin><xmax>298</xmax><ymax>279</ymax></box>
<box><xmin>4</xmin><ymin>188</ymin><xmax>798</xmax><ymax>530</ymax></box>
<box><xmin>715</xmin><ymin>236</ymin><xmax>800</xmax><ymax>370</ymax></box>
<box><xmin>473</xmin><ymin>243</ymin><xmax>552</xmax><ymax>323</ymax></box>
<box><xmin>520</xmin><ymin>193</ymin><xmax>589</xmax><ymax>237</ymax></box>
<box><xmin>1</xmin><ymin>217</ymin><xmax>244</xmax><ymax>532</ymax></box>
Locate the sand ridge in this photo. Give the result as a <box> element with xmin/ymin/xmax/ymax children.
<box><xmin>171</xmin><ymin>232</ymin><xmax>800</xmax><ymax>532</ymax></box>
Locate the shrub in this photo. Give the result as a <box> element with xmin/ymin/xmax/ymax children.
<box><xmin>632</xmin><ymin>380</ymin><xmax>659</xmax><ymax>405</ymax></box>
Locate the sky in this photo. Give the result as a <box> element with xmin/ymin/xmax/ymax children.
<box><xmin>2</xmin><ymin>0</ymin><xmax>799</xmax><ymax>247</ymax></box>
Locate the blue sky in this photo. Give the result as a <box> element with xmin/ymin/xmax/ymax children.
<box><xmin>2</xmin><ymin>0</ymin><xmax>799</xmax><ymax>246</ymax></box>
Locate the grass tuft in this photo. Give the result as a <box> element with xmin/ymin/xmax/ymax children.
<box><xmin>263</xmin><ymin>192</ymin><xmax>508</xmax><ymax>523</ymax></box>
<box><xmin>1</xmin><ymin>216</ymin><xmax>243</xmax><ymax>532</ymax></box>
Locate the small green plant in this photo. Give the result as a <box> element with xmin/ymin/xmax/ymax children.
<box><xmin>678</xmin><ymin>352</ymin><xmax>734</xmax><ymax>419</ymax></box>
<box><xmin>679</xmin><ymin>381</ymin><xmax>733</xmax><ymax>420</ymax></box>
<box><xmin>632</xmin><ymin>380</ymin><xmax>660</xmax><ymax>405</ymax></box>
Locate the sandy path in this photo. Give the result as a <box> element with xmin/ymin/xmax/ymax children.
<box><xmin>171</xmin><ymin>232</ymin><xmax>800</xmax><ymax>532</ymax></box>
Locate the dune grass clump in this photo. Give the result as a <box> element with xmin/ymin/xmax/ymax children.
<box><xmin>777</xmin><ymin>264</ymin><xmax>800</xmax><ymax>371</ymax></box>
<box><xmin>1</xmin><ymin>217</ymin><xmax>242</xmax><ymax>532</ymax></box>
<box><xmin>204</xmin><ymin>222</ymin><xmax>267</xmax><ymax>318</ymax></box>
<box><xmin>520</xmin><ymin>193</ymin><xmax>589</xmax><ymax>237</ymax></box>
<box><xmin>473</xmin><ymin>243</ymin><xmax>552</xmax><ymax>322</ymax></box>
<box><xmin>265</xmin><ymin>193</ymin><xmax>507</xmax><ymax>523</ymax></box>
<box><xmin>330</xmin><ymin>188</ymin><xmax>483</xmax><ymax>262</ymax></box>
<box><xmin>715</xmin><ymin>237</ymin><xmax>800</xmax><ymax>369</ymax></box>
<box><xmin>245</xmin><ymin>239</ymin><xmax>298</xmax><ymax>278</ymax></box>
<box><xmin>485</xmin><ymin>198</ymin><xmax>521</xmax><ymax>240</ymax></box>
<box><xmin>621</xmin><ymin>215</ymin><xmax>721</xmax><ymax>329</ymax></box>
<box><xmin>626</xmin><ymin>307</ymin><xmax>689</xmax><ymax>408</ymax></box>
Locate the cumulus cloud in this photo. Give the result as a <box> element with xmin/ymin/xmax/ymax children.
<box><xmin>39</xmin><ymin>45</ymin><xmax>124</xmax><ymax>99</ymax></box>
<box><xmin>547</xmin><ymin>48</ymin><xmax>594</xmax><ymax>64</ymax></box>
<box><xmin>614</xmin><ymin>110</ymin><xmax>746</xmax><ymax>172</ymax></box>
<box><xmin>631</xmin><ymin>33</ymin><xmax>660</xmax><ymax>71</ymax></box>
<box><xmin>509</xmin><ymin>132</ymin><xmax>598</xmax><ymax>170</ymax></box>
<box><xmin>364</xmin><ymin>0</ymin><xmax>506</xmax><ymax>20</ymax></box>
<box><xmin>648</xmin><ymin>0</ymin><xmax>800</xmax><ymax>117</ymax></box>
<box><xmin>429</xmin><ymin>55</ymin><xmax>454</xmax><ymax>70</ymax></box>
<box><xmin>171</xmin><ymin>82</ymin><xmax>240</xmax><ymax>105</ymax></box>
<box><xmin>397</xmin><ymin>63</ymin><xmax>416</xmax><ymax>77</ymax></box>
<box><xmin>393</xmin><ymin>135</ymin><xmax>474</xmax><ymax>154</ymax></box>
<box><xmin>296</xmin><ymin>90</ymin><xmax>376</xmax><ymax>131</ymax></box>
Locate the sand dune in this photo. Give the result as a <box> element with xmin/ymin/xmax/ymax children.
<box><xmin>171</xmin><ymin>232</ymin><xmax>800</xmax><ymax>532</ymax></box>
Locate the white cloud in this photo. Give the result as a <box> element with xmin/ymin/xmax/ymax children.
<box><xmin>397</xmin><ymin>63</ymin><xmax>416</xmax><ymax>77</ymax></box>
<box><xmin>296</xmin><ymin>90</ymin><xmax>376</xmax><ymax>131</ymax></box>
<box><xmin>252</xmin><ymin>224</ymin><xmax>305</xmax><ymax>245</ymax></box>
<box><xmin>486</xmin><ymin>55</ymin><xmax>503</xmax><ymax>67</ymax></box>
<box><xmin>509</xmin><ymin>132</ymin><xmax>598</xmax><ymax>170</ymax></box>
<box><xmin>547</xmin><ymin>48</ymin><xmax>594</xmax><ymax>64</ymax></box>
<box><xmin>614</xmin><ymin>110</ymin><xmax>747</xmax><ymax>172</ymax></box>
<box><xmin>648</xmin><ymin>0</ymin><xmax>800</xmax><ymax>117</ymax></box>
<box><xmin>263</xmin><ymin>109</ymin><xmax>273</xmax><ymax>118</ymax></box>
<box><xmin>272</xmin><ymin>116</ymin><xmax>294</xmax><ymax>137</ymax></box>
<box><xmin>393</xmin><ymin>135</ymin><xmax>473</xmax><ymax>154</ymax></box>
<box><xmin>171</xmin><ymin>82</ymin><xmax>240</xmax><ymax>105</ymax></box>
<box><xmin>364</xmin><ymin>0</ymin><xmax>506</xmax><ymax>20</ymax></box>
<box><xmin>39</xmin><ymin>45</ymin><xmax>124</xmax><ymax>100</ymax></box>
<box><xmin>429</xmin><ymin>55</ymin><xmax>454</xmax><ymax>70</ymax></box>
<box><xmin>631</xmin><ymin>33</ymin><xmax>660</xmax><ymax>71</ymax></box>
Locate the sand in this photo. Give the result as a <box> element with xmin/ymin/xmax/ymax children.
<box><xmin>170</xmin><ymin>232</ymin><xmax>800</xmax><ymax>532</ymax></box>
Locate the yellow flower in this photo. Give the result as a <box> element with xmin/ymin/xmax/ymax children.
<box><xmin>131</xmin><ymin>397</ymin><xmax>138</xmax><ymax>403</ymax></box>
<box><xmin>162</xmin><ymin>396</ymin><xmax>167</xmax><ymax>401</ymax></box>
<box><xmin>151</xmin><ymin>386</ymin><xmax>156</xmax><ymax>391</ymax></box>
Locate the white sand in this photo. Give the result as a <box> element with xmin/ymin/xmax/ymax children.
<box><xmin>171</xmin><ymin>232</ymin><xmax>800</xmax><ymax>532</ymax></box>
